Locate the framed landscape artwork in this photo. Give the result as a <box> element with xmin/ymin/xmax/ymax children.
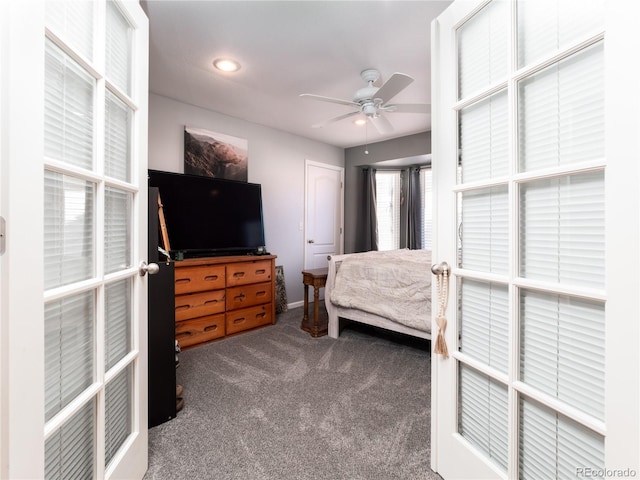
<box><xmin>184</xmin><ymin>126</ymin><xmax>248</xmax><ymax>181</ymax></box>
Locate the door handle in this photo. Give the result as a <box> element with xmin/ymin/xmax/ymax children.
<box><xmin>431</xmin><ymin>261</ymin><xmax>450</xmax><ymax>275</ymax></box>
<box><xmin>139</xmin><ymin>261</ymin><xmax>160</xmax><ymax>277</ymax></box>
<box><xmin>308</xmin><ymin>239</ymin><xmax>315</xmax><ymax>244</ymax></box>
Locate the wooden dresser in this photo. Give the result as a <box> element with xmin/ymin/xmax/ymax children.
<box><xmin>173</xmin><ymin>255</ymin><xmax>277</xmax><ymax>349</ymax></box>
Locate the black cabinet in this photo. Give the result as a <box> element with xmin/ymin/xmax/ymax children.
<box><xmin>148</xmin><ymin>187</ymin><xmax>177</xmax><ymax>428</ymax></box>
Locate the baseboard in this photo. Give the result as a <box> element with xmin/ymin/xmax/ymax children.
<box><xmin>287</xmin><ymin>300</ymin><xmax>304</xmax><ymax>309</ymax></box>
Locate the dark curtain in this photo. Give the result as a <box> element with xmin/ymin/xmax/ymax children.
<box><xmin>406</xmin><ymin>167</ymin><xmax>423</xmax><ymax>249</ymax></box>
<box><xmin>356</xmin><ymin>167</ymin><xmax>378</xmax><ymax>251</ymax></box>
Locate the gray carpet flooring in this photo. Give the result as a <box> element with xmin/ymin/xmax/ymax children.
<box><xmin>144</xmin><ymin>305</ymin><xmax>442</xmax><ymax>480</ymax></box>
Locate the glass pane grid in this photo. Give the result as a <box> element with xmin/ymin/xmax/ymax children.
<box><xmin>457</xmin><ymin>0</ymin><xmax>508</xmax><ymax>99</ymax></box>
<box><xmin>517</xmin><ymin>0</ymin><xmax>605</xmax><ymax>68</ymax></box>
<box><xmin>45</xmin><ymin>291</ymin><xmax>96</xmax><ymax>421</ymax></box>
<box><xmin>44</xmin><ymin>171</ymin><xmax>96</xmax><ymax>290</ymax></box>
<box><xmin>45</xmin><ymin>39</ymin><xmax>95</xmax><ymax>171</ymax></box>
<box><xmin>459</xmin><ymin>279</ymin><xmax>509</xmax><ymax>373</ymax></box>
<box><xmin>106</xmin><ymin>1</ymin><xmax>133</xmax><ymax>96</ymax></box>
<box><xmin>519</xmin><ymin>290</ymin><xmax>604</xmax><ymax>420</ymax></box>
<box><xmin>458</xmin><ymin>365</ymin><xmax>509</xmax><ymax>472</ymax></box>
<box><xmin>518</xmin><ymin>43</ymin><xmax>604</xmax><ymax>172</ymax></box>
<box><xmin>519</xmin><ymin>396</ymin><xmax>604</xmax><ymax>479</ymax></box>
<box><xmin>519</xmin><ymin>171</ymin><xmax>605</xmax><ymax>289</ymax></box>
<box><xmin>105</xmin><ymin>89</ymin><xmax>132</xmax><ymax>182</ymax></box>
<box><xmin>45</xmin><ymin>400</ymin><xmax>96</xmax><ymax>480</ymax></box>
<box><xmin>104</xmin><ymin>187</ymin><xmax>132</xmax><ymax>273</ymax></box>
<box><xmin>460</xmin><ymin>90</ymin><xmax>509</xmax><ymax>183</ymax></box>
<box><xmin>105</xmin><ymin>365</ymin><xmax>133</xmax><ymax>467</ymax></box>
<box><xmin>105</xmin><ymin>279</ymin><xmax>132</xmax><ymax>370</ymax></box>
<box><xmin>459</xmin><ymin>186</ymin><xmax>508</xmax><ymax>274</ymax></box>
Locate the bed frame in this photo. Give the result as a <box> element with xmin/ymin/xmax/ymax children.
<box><xmin>325</xmin><ymin>253</ymin><xmax>432</xmax><ymax>340</ymax></box>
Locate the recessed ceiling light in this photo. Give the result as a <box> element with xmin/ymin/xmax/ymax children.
<box><xmin>353</xmin><ymin>118</ymin><xmax>367</xmax><ymax>126</ymax></box>
<box><xmin>213</xmin><ymin>58</ymin><xmax>241</xmax><ymax>73</ymax></box>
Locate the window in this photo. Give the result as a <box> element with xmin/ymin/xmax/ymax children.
<box><xmin>420</xmin><ymin>167</ymin><xmax>433</xmax><ymax>250</ymax></box>
<box><xmin>375</xmin><ymin>171</ymin><xmax>401</xmax><ymax>251</ymax></box>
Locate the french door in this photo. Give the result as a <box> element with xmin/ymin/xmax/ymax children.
<box><xmin>431</xmin><ymin>1</ymin><xmax>639</xmax><ymax>478</ymax></box>
<box><xmin>1</xmin><ymin>1</ymin><xmax>149</xmax><ymax>478</ymax></box>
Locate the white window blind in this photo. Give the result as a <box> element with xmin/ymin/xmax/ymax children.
<box><xmin>44</xmin><ymin>39</ymin><xmax>94</xmax><ymax>170</ymax></box>
<box><xmin>105</xmin><ymin>366</ymin><xmax>132</xmax><ymax>467</ymax></box>
<box><xmin>44</xmin><ymin>291</ymin><xmax>95</xmax><ymax>422</ymax></box>
<box><xmin>419</xmin><ymin>168</ymin><xmax>433</xmax><ymax>250</ymax></box>
<box><xmin>459</xmin><ymin>186</ymin><xmax>508</xmax><ymax>274</ymax></box>
<box><xmin>519</xmin><ymin>172</ymin><xmax>605</xmax><ymax>289</ymax></box>
<box><xmin>106</xmin><ymin>0</ymin><xmax>132</xmax><ymax>96</ymax></box>
<box><xmin>519</xmin><ymin>398</ymin><xmax>604</xmax><ymax>479</ymax></box>
<box><xmin>44</xmin><ymin>171</ymin><xmax>95</xmax><ymax>290</ymax></box>
<box><xmin>105</xmin><ymin>89</ymin><xmax>132</xmax><ymax>182</ymax></box>
<box><xmin>459</xmin><ymin>365</ymin><xmax>508</xmax><ymax>472</ymax></box>
<box><xmin>375</xmin><ymin>171</ymin><xmax>401</xmax><ymax>251</ymax></box>
<box><xmin>459</xmin><ymin>279</ymin><xmax>508</xmax><ymax>373</ymax></box>
<box><xmin>45</xmin><ymin>1</ymin><xmax>94</xmax><ymax>62</ymax></box>
<box><xmin>459</xmin><ymin>90</ymin><xmax>508</xmax><ymax>182</ymax></box>
<box><xmin>45</xmin><ymin>400</ymin><xmax>95</xmax><ymax>480</ymax></box>
<box><xmin>457</xmin><ymin>0</ymin><xmax>508</xmax><ymax>99</ymax></box>
<box><xmin>105</xmin><ymin>279</ymin><xmax>132</xmax><ymax>370</ymax></box>
<box><xmin>517</xmin><ymin>0</ymin><xmax>605</xmax><ymax>68</ymax></box>
<box><xmin>519</xmin><ymin>42</ymin><xmax>604</xmax><ymax>172</ymax></box>
<box><xmin>520</xmin><ymin>290</ymin><xmax>605</xmax><ymax>420</ymax></box>
<box><xmin>105</xmin><ymin>187</ymin><xmax>132</xmax><ymax>274</ymax></box>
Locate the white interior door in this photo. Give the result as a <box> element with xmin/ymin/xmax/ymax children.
<box><xmin>304</xmin><ymin>160</ymin><xmax>344</xmax><ymax>269</ymax></box>
<box><xmin>431</xmin><ymin>1</ymin><xmax>639</xmax><ymax>478</ymax></box>
<box><xmin>1</xmin><ymin>1</ymin><xmax>150</xmax><ymax>478</ymax></box>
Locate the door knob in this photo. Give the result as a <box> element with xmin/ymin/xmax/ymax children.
<box><xmin>308</xmin><ymin>239</ymin><xmax>315</xmax><ymax>244</ymax></box>
<box><xmin>139</xmin><ymin>261</ymin><xmax>160</xmax><ymax>276</ymax></box>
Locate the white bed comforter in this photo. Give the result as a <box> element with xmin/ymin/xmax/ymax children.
<box><xmin>330</xmin><ymin>249</ymin><xmax>432</xmax><ymax>332</ymax></box>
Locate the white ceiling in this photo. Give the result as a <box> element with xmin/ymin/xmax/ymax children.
<box><xmin>142</xmin><ymin>1</ymin><xmax>452</xmax><ymax>149</ymax></box>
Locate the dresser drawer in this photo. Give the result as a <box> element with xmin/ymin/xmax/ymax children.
<box><xmin>175</xmin><ymin>265</ymin><xmax>225</xmax><ymax>294</ymax></box>
<box><xmin>176</xmin><ymin>314</ymin><xmax>225</xmax><ymax>348</ymax></box>
<box><xmin>175</xmin><ymin>289</ymin><xmax>226</xmax><ymax>321</ymax></box>
<box><xmin>226</xmin><ymin>304</ymin><xmax>272</xmax><ymax>335</ymax></box>
<box><xmin>226</xmin><ymin>260</ymin><xmax>272</xmax><ymax>287</ymax></box>
<box><xmin>226</xmin><ymin>282</ymin><xmax>272</xmax><ymax>311</ymax></box>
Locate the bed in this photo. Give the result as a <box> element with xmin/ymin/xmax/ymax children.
<box><xmin>325</xmin><ymin>249</ymin><xmax>432</xmax><ymax>340</ymax></box>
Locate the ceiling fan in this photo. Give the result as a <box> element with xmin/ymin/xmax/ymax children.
<box><xmin>299</xmin><ymin>68</ymin><xmax>430</xmax><ymax>134</ymax></box>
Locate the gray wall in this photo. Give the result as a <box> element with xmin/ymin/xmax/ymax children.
<box><xmin>148</xmin><ymin>93</ymin><xmax>344</xmax><ymax>305</ymax></box>
<box><xmin>343</xmin><ymin>131</ymin><xmax>431</xmax><ymax>253</ymax></box>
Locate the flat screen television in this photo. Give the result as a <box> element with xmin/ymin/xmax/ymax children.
<box><xmin>148</xmin><ymin>169</ymin><xmax>266</xmax><ymax>259</ymax></box>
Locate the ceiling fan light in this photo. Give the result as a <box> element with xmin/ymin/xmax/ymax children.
<box><xmin>213</xmin><ymin>58</ymin><xmax>241</xmax><ymax>72</ymax></box>
<box><xmin>353</xmin><ymin>118</ymin><xmax>367</xmax><ymax>126</ymax></box>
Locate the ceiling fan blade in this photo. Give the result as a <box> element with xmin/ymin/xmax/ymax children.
<box><xmin>312</xmin><ymin>110</ymin><xmax>360</xmax><ymax>128</ymax></box>
<box><xmin>374</xmin><ymin>73</ymin><xmax>414</xmax><ymax>104</ymax></box>
<box><xmin>369</xmin><ymin>115</ymin><xmax>394</xmax><ymax>134</ymax></box>
<box><xmin>385</xmin><ymin>103</ymin><xmax>431</xmax><ymax>114</ymax></box>
<box><xmin>300</xmin><ymin>93</ymin><xmax>359</xmax><ymax>108</ymax></box>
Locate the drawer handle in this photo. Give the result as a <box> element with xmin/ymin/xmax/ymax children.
<box><xmin>233</xmin><ymin>272</ymin><xmax>246</xmax><ymax>278</ymax></box>
<box><xmin>204</xmin><ymin>324</ymin><xmax>219</xmax><ymax>332</ymax></box>
<box><xmin>175</xmin><ymin>305</ymin><xmax>190</xmax><ymax>312</ymax></box>
<box><xmin>234</xmin><ymin>293</ymin><xmax>246</xmax><ymax>302</ymax></box>
<box><xmin>257</xmin><ymin>312</ymin><xmax>266</xmax><ymax>319</ymax></box>
<box><xmin>204</xmin><ymin>299</ymin><xmax>220</xmax><ymax>305</ymax></box>
<box><xmin>176</xmin><ymin>330</ymin><xmax>193</xmax><ymax>339</ymax></box>
<box><xmin>256</xmin><ymin>290</ymin><xmax>266</xmax><ymax>297</ymax></box>
<box><xmin>255</xmin><ymin>269</ymin><xmax>266</xmax><ymax>275</ymax></box>
<box><xmin>233</xmin><ymin>317</ymin><xmax>246</xmax><ymax>324</ymax></box>
<box><xmin>205</xmin><ymin>275</ymin><xmax>219</xmax><ymax>281</ymax></box>
<box><xmin>176</xmin><ymin>278</ymin><xmax>191</xmax><ymax>286</ymax></box>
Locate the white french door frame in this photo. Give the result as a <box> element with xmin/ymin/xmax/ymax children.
<box><xmin>0</xmin><ymin>1</ymin><xmax>150</xmax><ymax>478</ymax></box>
<box><xmin>430</xmin><ymin>0</ymin><xmax>640</xmax><ymax>478</ymax></box>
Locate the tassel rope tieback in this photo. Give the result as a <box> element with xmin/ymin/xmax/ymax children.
<box><xmin>434</xmin><ymin>268</ymin><xmax>449</xmax><ymax>358</ymax></box>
